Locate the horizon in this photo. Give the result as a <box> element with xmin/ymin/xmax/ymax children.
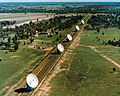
<box><xmin>0</xmin><ymin>0</ymin><xmax>120</xmax><ymax>3</ymax></box>
<box><xmin>0</xmin><ymin>1</ymin><xmax>120</xmax><ymax>3</ymax></box>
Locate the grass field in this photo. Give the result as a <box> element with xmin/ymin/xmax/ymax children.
<box><xmin>0</xmin><ymin>42</ymin><xmax>45</xmax><ymax>94</ymax></box>
<box><xmin>80</xmin><ymin>28</ymin><xmax>120</xmax><ymax>46</ymax></box>
<box><xmin>49</xmin><ymin>46</ymin><xmax>120</xmax><ymax>96</ymax></box>
<box><xmin>81</xmin><ymin>27</ymin><xmax>120</xmax><ymax>64</ymax></box>
<box><xmin>48</xmin><ymin>27</ymin><xmax>120</xmax><ymax>96</ymax></box>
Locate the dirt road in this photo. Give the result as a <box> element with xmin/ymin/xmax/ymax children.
<box><xmin>79</xmin><ymin>44</ymin><xmax>120</xmax><ymax>68</ymax></box>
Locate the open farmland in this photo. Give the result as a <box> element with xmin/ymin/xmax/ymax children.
<box><xmin>0</xmin><ymin>13</ymin><xmax>52</xmax><ymax>20</ymax></box>
<box><xmin>0</xmin><ymin>13</ymin><xmax>53</xmax><ymax>29</ymax></box>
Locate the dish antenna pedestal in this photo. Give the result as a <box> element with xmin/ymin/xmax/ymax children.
<box><xmin>26</xmin><ymin>84</ymin><xmax>34</xmax><ymax>91</ymax></box>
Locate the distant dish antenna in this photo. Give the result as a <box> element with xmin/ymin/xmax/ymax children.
<box><xmin>26</xmin><ymin>74</ymin><xmax>39</xmax><ymax>90</ymax></box>
<box><xmin>76</xmin><ymin>26</ymin><xmax>80</xmax><ymax>31</ymax></box>
<box><xmin>57</xmin><ymin>43</ymin><xmax>64</xmax><ymax>53</ymax></box>
<box><xmin>81</xmin><ymin>20</ymin><xmax>85</xmax><ymax>24</ymax></box>
<box><xmin>67</xmin><ymin>34</ymin><xmax>72</xmax><ymax>41</ymax></box>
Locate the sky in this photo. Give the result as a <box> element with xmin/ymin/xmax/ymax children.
<box><xmin>0</xmin><ymin>0</ymin><xmax>120</xmax><ymax>2</ymax></box>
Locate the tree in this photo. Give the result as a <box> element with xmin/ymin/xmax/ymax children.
<box><xmin>59</xmin><ymin>33</ymin><xmax>62</xmax><ymax>38</ymax></box>
<box><xmin>14</xmin><ymin>44</ymin><xmax>18</xmax><ymax>51</ymax></box>
<box><xmin>8</xmin><ymin>37</ymin><xmax>11</xmax><ymax>43</ymax></box>
<box><xmin>96</xmin><ymin>27</ymin><xmax>100</xmax><ymax>33</ymax></box>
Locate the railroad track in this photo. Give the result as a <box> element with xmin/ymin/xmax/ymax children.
<box><xmin>8</xmin><ymin>16</ymin><xmax>89</xmax><ymax>96</ymax></box>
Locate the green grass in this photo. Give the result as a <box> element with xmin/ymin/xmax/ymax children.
<box><xmin>0</xmin><ymin>43</ymin><xmax>44</xmax><ymax>92</ymax></box>
<box><xmin>80</xmin><ymin>27</ymin><xmax>120</xmax><ymax>67</ymax></box>
<box><xmin>80</xmin><ymin>27</ymin><xmax>120</xmax><ymax>46</ymax></box>
<box><xmin>48</xmin><ymin>27</ymin><xmax>120</xmax><ymax>96</ymax></box>
<box><xmin>96</xmin><ymin>46</ymin><xmax>120</xmax><ymax>64</ymax></box>
<box><xmin>49</xmin><ymin>46</ymin><xmax>120</xmax><ymax>96</ymax></box>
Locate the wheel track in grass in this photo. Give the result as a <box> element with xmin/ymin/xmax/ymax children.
<box><xmin>79</xmin><ymin>44</ymin><xmax>120</xmax><ymax>68</ymax></box>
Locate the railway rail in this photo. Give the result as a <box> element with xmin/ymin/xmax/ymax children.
<box><xmin>8</xmin><ymin>15</ymin><xmax>89</xmax><ymax>96</ymax></box>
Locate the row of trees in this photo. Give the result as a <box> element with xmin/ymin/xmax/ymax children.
<box><xmin>85</xmin><ymin>14</ymin><xmax>120</xmax><ymax>30</ymax></box>
<box><xmin>0</xmin><ymin>21</ymin><xmax>16</xmax><ymax>27</ymax></box>
<box><xmin>84</xmin><ymin>14</ymin><xmax>120</xmax><ymax>47</ymax></box>
<box><xmin>107</xmin><ymin>39</ymin><xmax>120</xmax><ymax>47</ymax></box>
<box><xmin>0</xmin><ymin>2</ymin><xmax>120</xmax><ymax>14</ymax></box>
<box><xmin>96</xmin><ymin>37</ymin><xmax>120</xmax><ymax>47</ymax></box>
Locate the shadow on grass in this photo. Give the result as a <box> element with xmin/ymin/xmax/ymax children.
<box><xmin>51</xmin><ymin>52</ymin><xmax>60</xmax><ymax>55</ymax></box>
<box><xmin>14</xmin><ymin>88</ymin><xmax>31</xmax><ymax>93</ymax></box>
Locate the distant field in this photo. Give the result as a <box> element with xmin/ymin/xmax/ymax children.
<box><xmin>80</xmin><ymin>28</ymin><xmax>120</xmax><ymax>46</ymax></box>
<box><xmin>81</xmin><ymin>27</ymin><xmax>120</xmax><ymax>64</ymax></box>
<box><xmin>0</xmin><ymin>13</ymin><xmax>53</xmax><ymax>20</ymax></box>
<box><xmin>48</xmin><ymin>27</ymin><xmax>120</xmax><ymax>96</ymax></box>
<box><xmin>0</xmin><ymin>13</ymin><xmax>53</xmax><ymax>28</ymax></box>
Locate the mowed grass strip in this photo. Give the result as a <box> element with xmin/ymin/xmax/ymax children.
<box><xmin>49</xmin><ymin>46</ymin><xmax>120</xmax><ymax>96</ymax></box>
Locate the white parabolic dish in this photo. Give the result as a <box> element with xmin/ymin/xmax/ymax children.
<box><xmin>67</xmin><ymin>34</ymin><xmax>72</xmax><ymax>41</ymax></box>
<box><xmin>76</xmin><ymin>26</ymin><xmax>80</xmax><ymax>31</ymax></box>
<box><xmin>81</xmin><ymin>20</ymin><xmax>85</xmax><ymax>24</ymax></box>
<box><xmin>57</xmin><ymin>43</ymin><xmax>64</xmax><ymax>52</ymax></box>
<box><xmin>26</xmin><ymin>74</ymin><xmax>39</xmax><ymax>89</ymax></box>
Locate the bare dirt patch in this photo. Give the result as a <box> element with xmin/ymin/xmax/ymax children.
<box><xmin>10</xmin><ymin>55</ymin><xmax>18</xmax><ymax>58</ymax></box>
<box><xmin>28</xmin><ymin>45</ymin><xmax>54</xmax><ymax>52</ymax></box>
<box><xmin>4</xmin><ymin>78</ymin><xmax>24</xmax><ymax>96</ymax></box>
<box><xmin>0</xmin><ymin>86</ymin><xmax>9</xmax><ymax>95</ymax></box>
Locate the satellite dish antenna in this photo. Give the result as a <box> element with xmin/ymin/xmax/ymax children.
<box><xmin>81</xmin><ymin>20</ymin><xmax>85</xmax><ymax>24</ymax></box>
<box><xmin>26</xmin><ymin>74</ymin><xmax>39</xmax><ymax>90</ymax></box>
<box><xmin>67</xmin><ymin>34</ymin><xmax>72</xmax><ymax>41</ymax></box>
<box><xmin>57</xmin><ymin>43</ymin><xmax>64</xmax><ymax>53</ymax></box>
<box><xmin>76</xmin><ymin>26</ymin><xmax>80</xmax><ymax>31</ymax></box>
